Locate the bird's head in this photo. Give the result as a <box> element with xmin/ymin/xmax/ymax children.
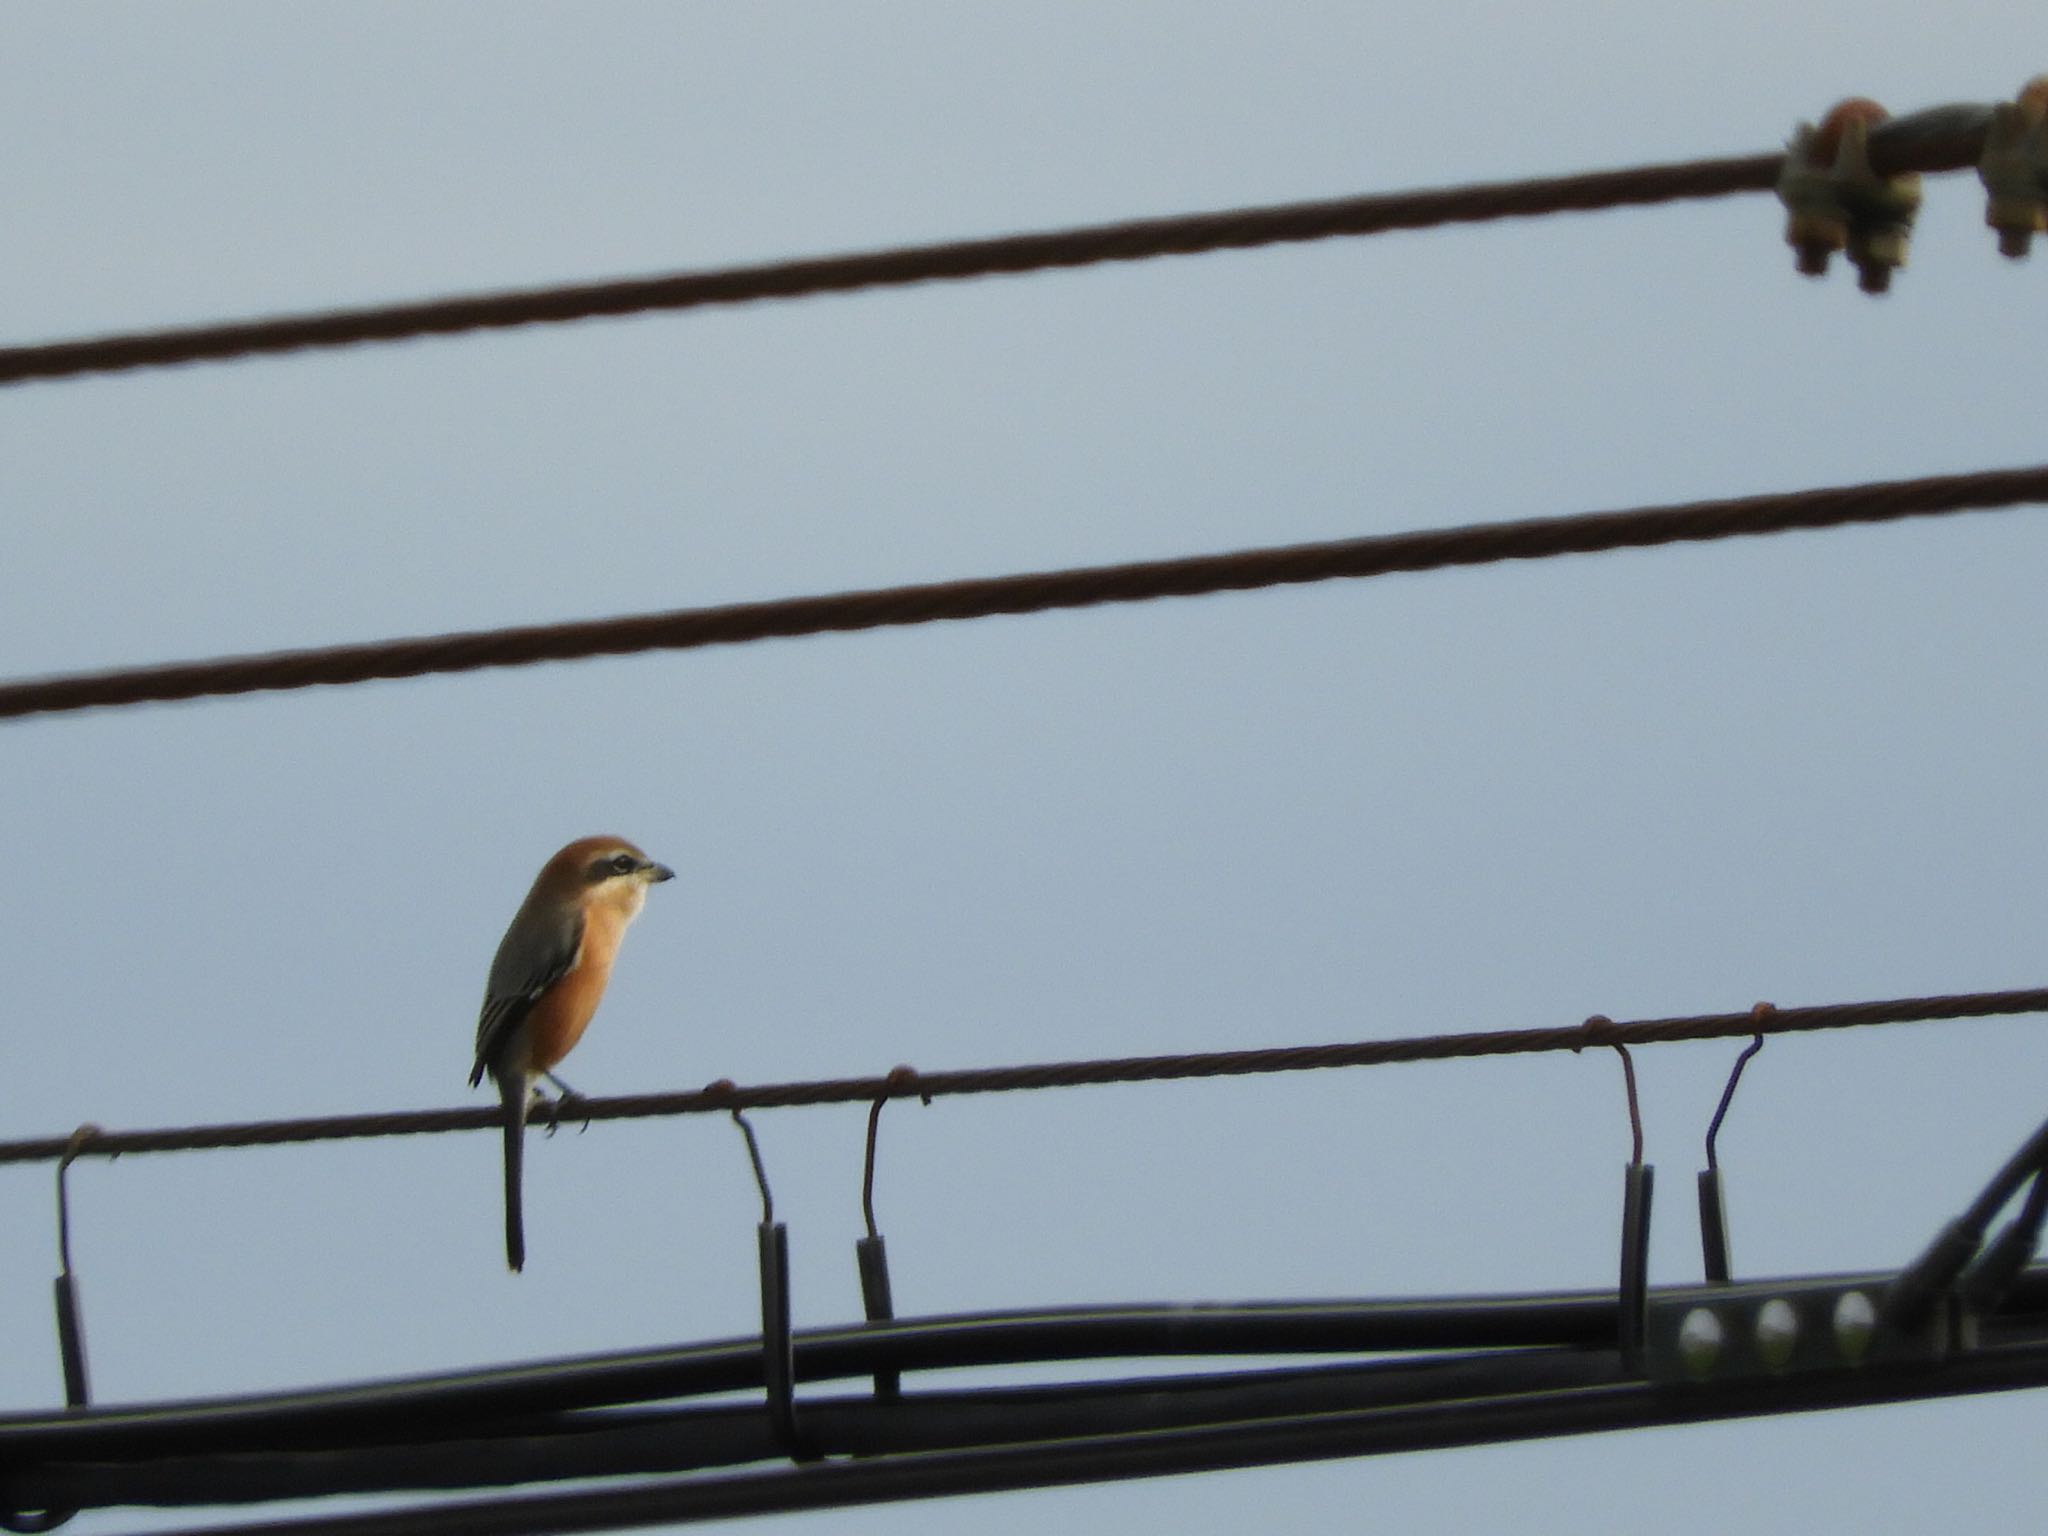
<box><xmin>539</xmin><ymin>835</ymin><xmax>675</xmax><ymax>919</ymax></box>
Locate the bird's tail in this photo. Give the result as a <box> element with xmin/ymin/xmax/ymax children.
<box><xmin>498</xmin><ymin>1074</ymin><xmax>527</xmax><ymax>1272</ymax></box>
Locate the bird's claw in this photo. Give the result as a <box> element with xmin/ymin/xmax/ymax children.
<box><xmin>538</xmin><ymin>1089</ymin><xmax>591</xmax><ymax>1137</ymax></box>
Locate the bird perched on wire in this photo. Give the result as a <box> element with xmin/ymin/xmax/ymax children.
<box><xmin>472</xmin><ymin>836</ymin><xmax>674</xmax><ymax>1271</ymax></box>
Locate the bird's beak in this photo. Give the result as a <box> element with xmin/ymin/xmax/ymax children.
<box><xmin>645</xmin><ymin>861</ymin><xmax>676</xmax><ymax>883</ymax></box>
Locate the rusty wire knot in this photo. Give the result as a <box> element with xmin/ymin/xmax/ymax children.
<box><xmin>1575</xmin><ymin>1014</ymin><xmax>1617</xmax><ymax>1049</ymax></box>
<box><xmin>883</xmin><ymin>1063</ymin><xmax>931</xmax><ymax>1106</ymax></box>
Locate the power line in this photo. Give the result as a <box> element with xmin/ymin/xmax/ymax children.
<box><xmin>79</xmin><ymin>1345</ymin><xmax>2048</xmax><ymax>1536</ymax></box>
<box><xmin>0</xmin><ymin>105</ymin><xmax>1994</xmax><ymax>388</ymax></box>
<box><xmin>10</xmin><ymin>1272</ymin><xmax>2048</xmax><ymax>1527</ymax></box>
<box><xmin>2</xmin><ymin>983</ymin><xmax>2040</xmax><ymax>1166</ymax></box>
<box><xmin>3</xmin><ymin>461</ymin><xmax>2044</xmax><ymax>724</ymax></box>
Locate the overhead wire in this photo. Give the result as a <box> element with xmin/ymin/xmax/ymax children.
<box><xmin>1</xmin><ymin>983</ymin><xmax>2041</xmax><ymax>1166</ymax></box>
<box><xmin>0</xmin><ymin>86</ymin><xmax>2040</xmax><ymax>1534</ymax></box>
<box><xmin>0</xmin><ymin>103</ymin><xmax>1996</xmax><ymax>387</ymax></box>
<box><xmin>3</xmin><ymin>461</ymin><xmax>2045</xmax><ymax>723</ymax></box>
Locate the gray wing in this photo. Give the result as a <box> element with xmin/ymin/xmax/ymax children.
<box><xmin>470</xmin><ymin>903</ymin><xmax>585</xmax><ymax>1086</ymax></box>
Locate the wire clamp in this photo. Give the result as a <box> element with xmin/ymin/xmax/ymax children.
<box><xmin>1978</xmin><ymin>76</ymin><xmax>2048</xmax><ymax>259</ymax></box>
<box><xmin>1776</xmin><ymin>98</ymin><xmax>1924</xmax><ymax>293</ymax></box>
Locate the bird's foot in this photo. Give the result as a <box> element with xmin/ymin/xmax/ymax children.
<box><xmin>533</xmin><ymin>1087</ymin><xmax>592</xmax><ymax>1137</ymax></box>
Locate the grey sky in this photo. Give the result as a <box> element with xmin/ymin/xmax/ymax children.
<box><xmin>4</xmin><ymin>5</ymin><xmax>2047</xmax><ymax>1532</ymax></box>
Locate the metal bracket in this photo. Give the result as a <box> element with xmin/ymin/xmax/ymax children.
<box><xmin>1978</xmin><ymin>76</ymin><xmax>2048</xmax><ymax>259</ymax></box>
<box><xmin>1647</xmin><ymin>1276</ymin><xmax>1960</xmax><ymax>1384</ymax></box>
<box><xmin>1777</xmin><ymin>99</ymin><xmax>1924</xmax><ymax>292</ymax></box>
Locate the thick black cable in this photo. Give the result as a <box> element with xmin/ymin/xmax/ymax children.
<box><xmin>102</xmin><ymin>1339</ymin><xmax>2048</xmax><ymax>1536</ymax></box>
<box><xmin>0</xmin><ymin>1296</ymin><xmax>1616</xmax><ymax>1462</ymax></box>
<box><xmin>9</xmin><ymin>1264</ymin><xmax>2048</xmax><ymax>1469</ymax></box>
<box><xmin>10</xmin><ymin>1274</ymin><xmax>2048</xmax><ymax>1511</ymax></box>
<box><xmin>0</xmin><ymin>105</ymin><xmax>1993</xmax><ymax>388</ymax></box>
<box><xmin>5</xmin><ymin>1352</ymin><xmax>1623</xmax><ymax>1510</ymax></box>
<box><xmin>1885</xmin><ymin>1110</ymin><xmax>2048</xmax><ymax>1330</ymax></box>
<box><xmin>1960</xmin><ymin>1174</ymin><xmax>2048</xmax><ymax>1313</ymax></box>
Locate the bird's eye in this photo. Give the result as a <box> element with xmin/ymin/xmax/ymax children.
<box><xmin>609</xmin><ymin>853</ymin><xmax>638</xmax><ymax>875</ymax></box>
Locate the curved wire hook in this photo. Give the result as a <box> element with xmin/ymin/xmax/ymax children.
<box><xmin>704</xmin><ymin>1087</ymin><xmax>815</xmax><ymax>1460</ymax></box>
<box><xmin>3</xmin><ymin>1130</ymin><xmax>103</xmax><ymax>1534</ymax></box>
<box><xmin>55</xmin><ymin>1125</ymin><xmax>100</xmax><ymax>1279</ymax></box>
<box><xmin>1582</xmin><ymin>1018</ymin><xmax>1652</xmax><ymax>1363</ymax></box>
<box><xmin>1575</xmin><ymin>1018</ymin><xmax>1643</xmax><ymax>1165</ymax></box>
<box><xmin>861</xmin><ymin>1099</ymin><xmax>886</xmax><ymax>1244</ymax></box>
<box><xmin>703</xmin><ymin>1079</ymin><xmax>775</xmax><ymax>1224</ymax></box>
<box><xmin>861</xmin><ymin>1065</ymin><xmax>925</xmax><ymax>1242</ymax></box>
<box><xmin>1705</xmin><ymin>1010</ymin><xmax>1771</xmax><ymax>1173</ymax></box>
<box><xmin>730</xmin><ymin>1110</ymin><xmax>773</xmax><ymax>1226</ymax></box>
<box><xmin>1615</xmin><ymin>1044</ymin><xmax>1644</xmax><ymax>1167</ymax></box>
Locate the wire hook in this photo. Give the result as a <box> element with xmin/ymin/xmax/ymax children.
<box><xmin>52</xmin><ymin>1126</ymin><xmax>97</xmax><ymax>1409</ymax></box>
<box><xmin>2</xmin><ymin>1130</ymin><xmax>101</xmax><ymax>1534</ymax></box>
<box><xmin>1583</xmin><ymin>1020</ymin><xmax>1652</xmax><ymax>1368</ymax></box>
<box><xmin>1616</xmin><ymin>1044</ymin><xmax>1645</xmax><ymax>1168</ymax></box>
<box><xmin>1706</xmin><ymin>1016</ymin><xmax>1769</xmax><ymax>1173</ymax></box>
<box><xmin>706</xmin><ymin>1088</ymin><xmax>812</xmax><ymax>1461</ymax></box>
<box><xmin>861</xmin><ymin>1064</ymin><xmax>926</xmax><ymax>1241</ymax></box>
<box><xmin>1698</xmin><ymin>1008</ymin><xmax>1770</xmax><ymax>1283</ymax></box>
<box><xmin>856</xmin><ymin>1067</ymin><xmax>921</xmax><ymax>1401</ymax></box>
<box><xmin>55</xmin><ymin>1125</ymin><xmax>98</xmax><ymax>1284</ymax></box>
<box><xmin>1579</xmin><ymin>1019</ymin><xmax>1644</xmax><ymax>1167</ymax></box>
<box><xmin>707</xmin><ymin>1088</ymin><xmax>772</xmax><ymax>1226</ymax></box>
<box><xmin>861</xmin><ymin>1097</ymin><xmax>886</xmax><ymax>1245</ymax></box>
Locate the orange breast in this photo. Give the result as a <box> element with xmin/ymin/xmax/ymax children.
<box><xmin>523</xmin><ymin>904</ymin><xmax>629</xmax><ymax>1074</ymax></box>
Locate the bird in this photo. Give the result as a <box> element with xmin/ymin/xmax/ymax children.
<box><xmin>471</xmin><ymin>836</ymin><xmax>674</xmax><ymax>1271</ymax></box>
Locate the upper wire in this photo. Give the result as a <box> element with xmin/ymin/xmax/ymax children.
<box><xmin>0</xmin><ymin>105</ymin><xmax>1994</xmax><ymax>389</ymax></box>
<box><xmin>4</xmin><ymin>461</ymin><xmax>2045</xmax><ymax>723</ymax></box>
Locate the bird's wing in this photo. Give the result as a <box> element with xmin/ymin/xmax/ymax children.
<box><xmin>471</xmin><ymin>903</ymin><xmax>585</xmax><ymax>1085</ymax></box>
